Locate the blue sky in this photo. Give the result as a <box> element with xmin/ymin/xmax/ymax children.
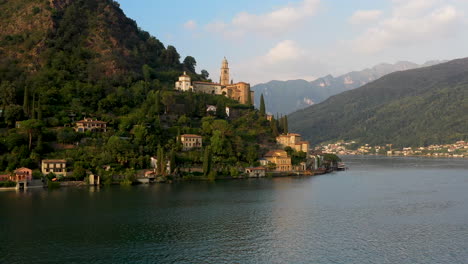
<box><xmin>118</xmin><ymin>0</ymin><xmax>468</xmax><ymax>84</ymax></box>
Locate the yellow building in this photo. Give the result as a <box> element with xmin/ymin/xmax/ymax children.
<box><xmin>175</xmin><ymin>57</ymin><xmax>254</xmax><ymax>105</ymax></box>
<box><xmin>181</xmin><ymin>134</ymin><xmax>203</xmax><ymax>151</ymax></box>
<box><xmin>264</xmin><ymin>150</ymin><xmax>292</xmax><ymax>172</ymax></box>
<box><xmin>276</xmin><ymin>133</ymin><xmax>309</xmax><ymax>153</ymax></box>
<box><xmin>75</xmin><ymin>118</ymin><xmax>107</xmax><ymax>132</ymax></box>
<box><xmin>41</xmin><ymin>159</ymin><xmax>67</xmax><ymax>177</ymax></box>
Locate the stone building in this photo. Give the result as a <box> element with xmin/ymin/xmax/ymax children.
<box><xmin>41</xmin><ymin>160</ymin><xmax>67</xmax><ymax>177</ymax></box>
<box><xmin>264</xmin><ymin>149</ymin><xmax>292</xmax><ymax>172</ymax></box>
<box><xmin>276</xmin><ymin>133</ymin><xmax>309</xmax><ymax>153</ymax></box>
<box><xmin>181</xmin><ymin>134</ymin><xmax>203</xmax><ymax>151</ymax></box>
<box><xmin>175</xmin><ymin>58</ymin><xmax>254</xmax><ymax>105</ymax></box>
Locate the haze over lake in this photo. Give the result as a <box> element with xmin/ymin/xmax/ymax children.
<box><xmin>1</xmin><ymin>156</ymin><xmax>467</xmax><ymax>264</ymax></box>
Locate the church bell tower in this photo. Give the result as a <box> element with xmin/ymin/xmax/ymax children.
<box><xmin>220</xmin><ymin>57</ymin><xmax>230</xmax><ymax>86</ymax></box>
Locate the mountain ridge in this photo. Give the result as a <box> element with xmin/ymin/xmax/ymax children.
<box><xmin>288</xmin><ymin>57</ymin><xmax>468</xmax><ymax>147</ymax></box>
<box><xmin>252</xmin><ymin>60</ymin><xmax>445</xmax><ymax>115</ymax></box>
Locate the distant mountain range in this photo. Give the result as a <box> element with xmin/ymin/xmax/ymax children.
<box><xmin>288</xmin><ymin>57</ymin><xmax>468</xmax><ymax>147</ymax></box>
<box><xmin>252</xmin><ymin>60</ymin><xmax>445</xmax><ymax>115</ymax></box>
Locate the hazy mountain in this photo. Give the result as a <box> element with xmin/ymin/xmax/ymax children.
<box><xmin>288</xmin><ymin>58</ymin><xmax>468</xmax><ymax>147</ymax></box>
<box><xmin>252</xmin><ymin>61</ymin><xmax>445</xmax><ymax>115</ymax></box>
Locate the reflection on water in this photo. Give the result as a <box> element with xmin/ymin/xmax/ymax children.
<box><xmin>1</xmin><ymin>156</ymin><xmax>467</xmax><ymax>264</ymax></box>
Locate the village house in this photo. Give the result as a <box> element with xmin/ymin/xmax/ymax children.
<box><xmin>181</xmin><ymin>134</ymin><xmax>202</xmax><ymax>151</ymax></box>
<box><xmin>75</xmin><ymin>118</ymin><xmax>107</xmax><ymax>132</ymax></box>
<box><xmin>264</xmin><ymin>149</ymin><xmax>292</xmax><ymax>172</ymax></box>
<box><xmin>0</xmin><ymin>174</ymin><xmax>10</xmax><ymax>181</ymax></box>
<box><xmin>41</xmin><ymin>159</ymin><xmax>67</xmax><ymax>177</ymax></box>
<box><xmin>13</xmin><ymin>167</ymin><xmax>32</xmax><ymax>182</ymax></box>
<box><xmin>276</xmin><ymin>133</ymin><xmax>309</xmax><ymax>153</ymax></box>
<box><xmin>175</xmin><ymin>58</ymin><xmax>254</xmax><ymax>105</ymax></box>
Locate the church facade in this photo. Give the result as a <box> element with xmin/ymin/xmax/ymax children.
<box><xmin>175</xmin><ymin>58</ymin><xmax>254</xmax><ymax>105</ymax></box>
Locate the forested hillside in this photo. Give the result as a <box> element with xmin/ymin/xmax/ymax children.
<box><xmin>0</xmin><ymin>0</ymin><xmax>276</xmax><ymax>181</ymax></box>
<box><xmin>288</xmin><ymin>58</ymin><xmax>468</xmax><ymax>147</ymax></box>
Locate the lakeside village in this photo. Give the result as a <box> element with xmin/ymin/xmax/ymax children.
<box><xmin>320</xmin><ymin>140</ymin><xmax>468</xmax><ymax>158</ymax></box>
<box><xmin>0</xmin><ymin>58</ymin><xmax>341</xmax><ymax>190</ymax></box>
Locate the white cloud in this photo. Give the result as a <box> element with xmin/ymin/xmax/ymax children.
<box><xmin>183</xmin><ymin>20</ymin><xmax>197</xmax><ymax>30</ymax></box>
<box><xmin>352</xmin><ymin>0</ymin><xmax>465</xmax><ymax>53</ymax></box>
<box><xmin>230</xmin><ymin>40</ymin><xmax>328</xmax><ymax>84</ymax></box>
<box><xmin>350</xmin><ymin>10</ymin><xmax>383</xmax><ymax>24</ymax></box>
<box><xmin>205</xmin><ymin>0</ymin><xmax>320</xmax><ymax>38</ymax></box>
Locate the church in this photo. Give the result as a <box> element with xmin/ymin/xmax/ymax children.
<box><xmin>175</xmin><ymin>58</ymin><xmax>254</xmax><ymax>105</ymax></box>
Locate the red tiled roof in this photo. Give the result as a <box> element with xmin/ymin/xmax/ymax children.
<box><xmin>181</xmin><ymin>134</ymin><xmax>202</xmax><ymax>138</ymax></box>
<box><xmin>76</xmin><ymin>120</ymin><xmax>107</xmax><ymax>124</ymax></box>
<box><xmin>264</xmin><ymin>150</ymin><xmax>288</xmax><ymax>157</ymax></box>
<box><xmin>192</xmin><ymin>81</ymin><xmax>221</xmax><ymax>85</ymax></box>
<box><xmin>42</xmin><ymin>159</ymin><xmax>67</xmax><ymax>163</ymax></box>
<box><xmin>14</xmin><ymin>167</ymin><xmax>32</xmax><ymax>172</ymax></box>
<box><xmin>246</xmin><ymin>167</ymin><xmax>266</xmax><ymax>170</ymax></box>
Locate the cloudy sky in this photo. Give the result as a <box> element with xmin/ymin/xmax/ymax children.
<box><xmin>119</xmin><ymin>0</ymin><xmax>468</xmax><ymax>85</ymax></box>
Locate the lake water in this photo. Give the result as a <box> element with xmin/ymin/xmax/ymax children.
<box><xmin>1</xmin><ymin>156</ymin><xmax>468</xmax><ymax>264</ymax></box>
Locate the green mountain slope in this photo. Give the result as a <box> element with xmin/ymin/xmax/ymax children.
<box><xmin>288</xmin><ymin>58</ymin><xmax>468</xmax><ymax>147</ymax></box>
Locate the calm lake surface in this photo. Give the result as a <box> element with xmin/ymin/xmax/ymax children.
<box><xmin>1</xmin><ymin>156</ymin><xmax>468</xmax><ymax>264</ymax></box>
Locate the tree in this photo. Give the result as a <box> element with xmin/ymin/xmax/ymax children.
<box><xmin>161</xmin><ymin>91</ymin><xmax>175</xmax><ymax>114</ymax></box>
<box><xmin>4</xmin><ymin>105</ymin><xmax>23</xmax><ymax>127</ymax></box>
<box><xmin>183</xmin><ymin>56</ymin><xmax>197</xmax><ymax>73</ymax></box>
<box><xmin>284</xmin><ymin>115</ymin><xmax>288</xmax><ymax>134</ymax></box>
<box><xmin>201</xmin><ymin>70</ymin><xmax>209</xmax><ymax>79</ymax></box>
<box><xmin>216</xmin><ymin>100</ymin><xmax>226</xmax><ymax>119</ymax></box>
<box><xmin>0</xmin><ymin>81</ymin><xmax>16</xmax><ymax>109</ymax></box>
<box><xmin>202</xmin><ymin>146</ymin><xmax>212</xmax><ymax>177</ymax></box>
<box><xmin>270</xmin><ymin>116</ymin><xmax>279</xmax><ymax>137</ymax></box>
<box><xmin>162</xmin><ymin>45</ymin><xmax>181</xmax><ymax>67</ymax></box>
<box><xmin>246</xmin><ymin>145</ymin><xmax>258</xmax><ymax>165</ymax></box>
<box><xmin>23</xmin><ymin>86</ymin><xmax>30</xmax><ymax>117</ymax></box>
<box><xmin>259</xmin><ymin>93</ymin><xmax>266</xmax><ymax>116</ymax></box>
<box><xmin>169</xmin><ymin>149</ymin><xmax>176</xmax><ymax>173</ymax></box>
<box><xmin>142</xmin><ymin>64</ymin><xmax>152</xmax><ymax>83</ymax></box>
<box><xmin>246</xmin><ymin>87</ymin><xmax>252</xmax><ymax>106</ymax></box>
<box><xmin>20</xmin><ymin>119</ymin><xmax>44</xmax><ymax>150</ymax></box>
<box><xmin>156</xmin><ymin>145</ymin><xmax>165</xmax><ymax>175</ymax></box>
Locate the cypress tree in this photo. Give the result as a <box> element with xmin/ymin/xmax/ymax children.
<box><xmin>270</xmin><ymin>116</ymin><xmax>279</xmax><ymax>137</ymax></box>
<box><xmin>155</xmin><ymin>90</ymin><xmax>161</xmax><ymax>114</ymax></box>
<box><xmin>31</xmin><ymin>92</ymin><xmax>36</xmax><ymax>119</ymax></box>
<box><xmin>259</xmin><ymin>94</ymin><xmax>266</xmax><ymax>116</ymax></box>
<box><xmin>23</xmin><ymin>86</ymin><xmax>29</xmax><ymax>117</ymax></box>
<box><xmin>157</xmin><ymin>145</ymin><xmax>165</xmax><ymax>175</ymax></box>
<box><xmin>284</xmin><ymin>115</ymin><xmax>289</xmax><ymax>134</ymax></box>
<box><xmin>203</xmin><ymin>146</ymin><xmax>212</xmax><ymax>176</ymax></box>
<box><xmin>169</xmin><ymin>149</ymin><xmax>176</xmax><ymax>173</ymax></box>
<box><xmin>246</xmin><ymin>88</ymin><xmax>252</xmax><ymax>106</ymax></box>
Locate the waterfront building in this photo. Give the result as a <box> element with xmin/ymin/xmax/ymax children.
<box><xmin>13</xmin><ymin>167</ymin><xmax>32</xmax><ymax>182</ymax></box>
<box><xmin>181</xmin><ymin>134</ymin><xmax>202</xmax><ymax>151</ymax></box>
<box><xmin>276</xmin><ymin>133</ymin><xmax>309</xmax><ymax>153</ymax></box>
<box><xmin>264</xmin><ymin>150</ymin><xmax>292</xmax><ymax>172</ymax></box>
<box><xmin>175</xmin><ymin>58</ymin><xmax>254</xmax><ymax>105</ymax></box>
<box><xmin>41</xmin><ymin>160</ymin><xmax>67</xmax><ymax>177</ymax></box>
<box><xmin>245</xmin><ymin>167</ymin><xmax>266</xmax><ymax>177</ymax></box>
<box><xmin>75</xmin><ymin>118</ymin><xmax>107</xmax><ymax>132</ymax></box>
